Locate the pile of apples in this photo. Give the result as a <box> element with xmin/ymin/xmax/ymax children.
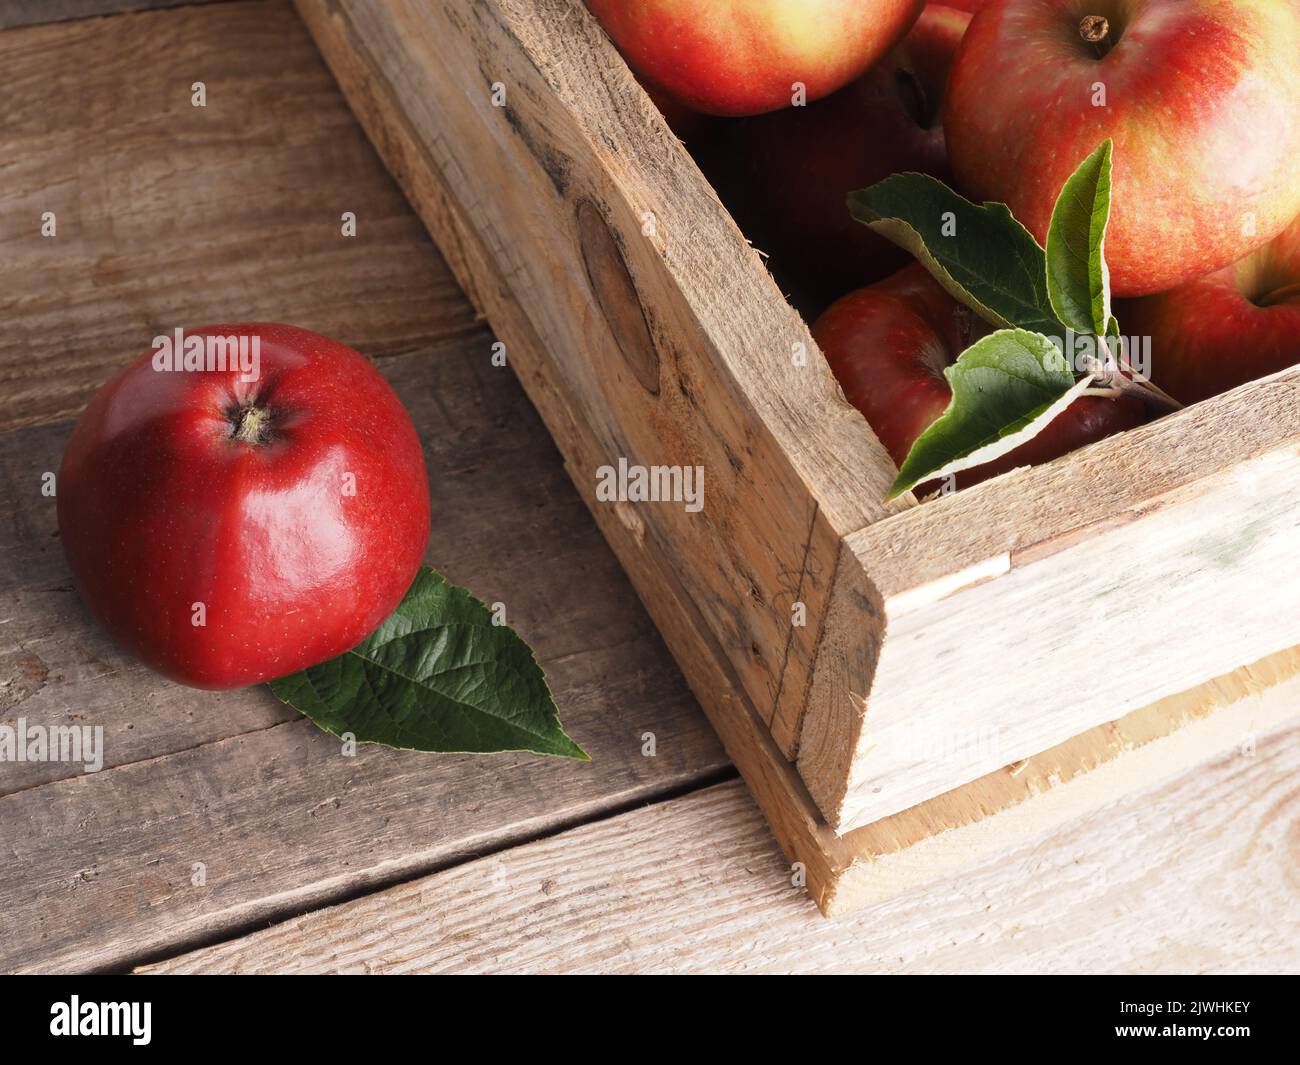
<box><xmin>587</xmin><ymin>0</ymin><xmax>1300</xmax><ymax>488</ymax></box>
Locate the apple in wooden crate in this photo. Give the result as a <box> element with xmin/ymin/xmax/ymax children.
<box><xmin>812</xmin><ymin>264</ymin><xmax>1146</xmax><ymax>489</ymax></box>
<box><xmin>718</xmin><ymin>3</ymin><xmax>972</xmax><ymax>306</ymax></box>
<box><xmin>1121</xmin><ymin>213</ymin><xmax>1300</xmax><ymax>403</ymax></box>
<box><xmin>944</xmin><ymin>0</ymin><xmax>1300</xmax><ymax>296</ymax></box>
<box><xmin>585</xmin><ymin>0</ymin><xmax>926</xmax><ymax>116</ymax></box>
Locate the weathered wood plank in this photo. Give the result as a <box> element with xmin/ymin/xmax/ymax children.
<box><xmin>1</xmin><ymin>645</ymin><xmax>724</xmax><ymax>975</ymax></box>
<box><xmin>0</xmin><ymin>0</ymin><xmax>226</xmax><ymax>32</ymax></box>
<box><xmin>0</xmin><ymin>0</ymin><xmax>481</xmax><ymax>433</ymax></box>
<box><xmin>138</xmin><ymin>713</ymin><xmax>1300</xmax><ymax>974</ymax></box>
<box><xmin>0</xmin><ymin>0</ymin><xmax>727</xmax><ymax>974</ymax></box>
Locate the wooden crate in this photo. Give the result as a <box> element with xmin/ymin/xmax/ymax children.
<box><xmin>297</xmin><ymin>0</ymin><xmax>1300</xmax><ymax>862</ymax></box>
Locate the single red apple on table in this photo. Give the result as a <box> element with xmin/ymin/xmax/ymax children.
<box><xmin>585</xmin><ymin>0</ymin><xmax>926</xmax><ymax>117</ymax></box>
<box><xmin>944</xmin><ymin>0</ymin><xmax>1300</xmax><ymax>296</ymax></box>
<box><xmin>58</xmin><ymin>324</ymin><xmax>430</xmax><ymax>689</ymax></box>
<box><xmin>722</xmin><ymin>3</ymin><xmax>971</xmax><ymax>306</ymax></box>
<box><xmin>1119</xmin><ymin>213</ymin><xmax>1300</xmax><ymax>404</ymax></box>
<box><xmin>812</xmin><ymin>264</ymin><xmax>1146</xmax><ymax>488</ymax></box>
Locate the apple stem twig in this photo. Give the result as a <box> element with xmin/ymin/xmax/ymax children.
<box><xmin>1082</xmin><ymin>374</ymin><xmax>1180</xmax><ymax>412</ymax></box>
<box><xmin>1081</xmin><ymin>339</ymin><xmax>1183</xmax><ymax>414</ymax></box>
<box><xmin>1079</xmin><ymin>16</ymin><xmax>1113</xmax><ymax>59</ymax></box>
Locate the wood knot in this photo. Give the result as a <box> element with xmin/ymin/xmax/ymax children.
<box><xmin>576</xmin><ymin>198</ymin><xmax>661</xmax><ymax>396</ymax></box>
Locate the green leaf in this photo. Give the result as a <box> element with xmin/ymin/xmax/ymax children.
<box><xmin>889</xmin><ymin>330</ymin><xmax>1091</xmax><ymax>498</ymax></box>
<box><xmin>848</xmin><ymin>173</ymin><xmax>1066</xmax><ymax>337</ymax></box>
<box><xmin>1045</xmin><ymin>140</ymin><xmax>1114</xmax><ymax>336</ymax></box>
<box><xmin>269</xmin><ymin>567</ymin><xmax>588</xmax><ymax>760</ymax></box>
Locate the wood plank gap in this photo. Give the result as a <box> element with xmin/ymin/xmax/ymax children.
<box><xmin>115</xmin><ymin>764</ymin><xmax>739</xmax><ymax>974</ymax></box>
<box><xmin>137</xmin><ymin>715</ymin><xmax>1300</xmax><ymax>973</ymax></box>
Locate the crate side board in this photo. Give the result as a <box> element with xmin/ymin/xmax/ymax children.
<box><xmin>851</xmin><ymin>365</ymin><xmax>1300</xmax><ymax>603</ymax></box>
<box><xmin>801</xmin><ymin>367</ymin><xmax>1300</xmax><ymax>832</ymax></box>
<box><xmin>822</xmin><ymin>644</ymin><xmax>1300</xmax><ymax>915</ymax></box>
<box><xmin>296</xmin><ymin>0</ymin><xmax>905</xmax><ymax>765</ymax></box>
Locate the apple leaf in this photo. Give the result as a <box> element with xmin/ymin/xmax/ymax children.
<box><xmin>269</xmin><ymin>566</ymin><xmax>588</xmax><ymax>760</ymax></box>
<box><xmin>889</xmin><ymin>329</ymin><xmax>1092</xmax><ymax>499</ymax></box>
<box><xmin>848</xmin><ymin>174</ymin><xmax>1066</xmax><ymax>338</ymax></box>
<box><xmin>1046</xmin><ymin>140</ymin><xmax>1114</xmax><ymax>337</ymax></box>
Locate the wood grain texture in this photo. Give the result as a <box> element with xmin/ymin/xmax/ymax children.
<box><xmin>596</xmin><ymin>520</ymin><xmax>1300</xmax><ymax>920</ymax></box>
<box><xmin>0</xmin><ymin>0</ymin><xmax>727</xmax><ymax>974</ymax></box>
<box><xmin>0</xmin><ymin>0</ymin><xmax>479</xmax><ymax>433</ymax></box>
<box><xmin>801</xmin><ymin>367</ymin><xmax>1300</xmax><ymax>831</ymax></box>
<box><xmin>0</xmin><ymin>0</ymin><xmax>227</xmax><ymax>31</ymax></box>
<box><xmin>8</xmin><ymin>0</ymin><xmax>1290</xmax><ymax>974</ymax></box>
<box><xmin>138</xmin><ymin>713</ymin><xmax>1300</xmax><ymax>974</ymax></box>
<box><xmin>294</xmin><ymin>0</ymin><xmax>908</xmax><ymax>772</ymax></box>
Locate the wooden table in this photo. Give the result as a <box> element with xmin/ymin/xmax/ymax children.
<box><xmin>2</xmin><ymin>0</ymin><xmax>1296</xmax><ymax>975</ymax></box>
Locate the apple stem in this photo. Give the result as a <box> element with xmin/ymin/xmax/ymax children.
<box><xmin>1085</xmin><ymin>372</ymin><xmax>1181</xmax><ymax>413</ymax></box>
<box><xmin>1079</xmin><ymin>15</ymin><xmax>1112</xmax><ymax>58</ymax></box>
<box><xmin>1081</xmin><ymin>338</ymin><xmax>1184</xmax><ymax>414</ymax></box>
<box><xmin>1081</xmin><ymin>386</ymin><xmax>1124</xmax><ymax>399</ymax></box>
<box><xmin>1257</xmin><ymin>280</ymin><xmax>1300</xmax><ymax>307</ymax></box>
<box><xmin>232</xmin><ymin>404</ymin><xmax>268</xmax><ymax>445</ymax></box>
<box><xmin>1122</xmin><ymin>363</ymin><xmax>1182</xmax><ymax>410</ymax></box>
<box><xmin>894</xmin><ymin>68</ymin><xmax>931</xmax><ymax>130</ymax></box>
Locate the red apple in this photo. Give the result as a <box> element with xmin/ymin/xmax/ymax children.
<box><xmin>939</xmin><ymin>0</ymin><xmax>988</xmax><ymax>10</ymax></box>
<box><xmin>812</xmin><ymin>264</ymin><xmax>1146</xmax><ymax>487</ymax></box>
<box><xmin>944</xmin><ymin>0</ymin><xmax>1300</xmax><ymax>297</ymax></box>
<box><xmin>721</xmin><ymin>4</ymin><xmax>971</xmax><ymax>306</ymax></box>
<box><xmin>58</xmin><ymin>324</ymin><xmax>430</xmax><ymax>689</ymax></box>
<box><xmin>1119</xmin><ymin>213</ymin><xmax>1300</xmax><ymax>404</ymax></box>
<box><xmin>585</xmin><ymin>0</ymin><xmax>926</xmax><ymax>117</ymax></box>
